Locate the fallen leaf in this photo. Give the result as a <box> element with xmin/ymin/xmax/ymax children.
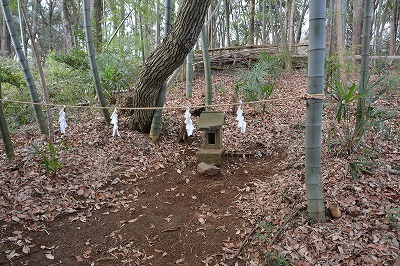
<box><xmin>22</xmin><ymin>245</ymin><xmax>30</xmax><ymax>254</ymax></box>
<box><xmin>175</xmin><ymin>258</ymin><xmax>185</xmax><ymax>264</ymax></box>
<box><xmin>6</xmin><ymin>250</ymin><xmax>19</xmax><ymax>260</ymax></box>
<box><xmin>45</xmin><ymin>253</ymin><xmax>55</xmax><ymax>260</ymax></box>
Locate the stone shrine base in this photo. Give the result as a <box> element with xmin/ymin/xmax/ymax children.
<box><xmin>196</xmin><ymin>148</ymin><xmax>224</xmax><ymax>166</ymax></box>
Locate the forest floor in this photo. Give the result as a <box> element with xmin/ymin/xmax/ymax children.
<box><xmin>0</xmin><ymin>69</ymin><xmax>399</xmax><ymax>266</ymax></box>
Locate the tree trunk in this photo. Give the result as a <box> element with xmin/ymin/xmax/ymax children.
<box><xmin>248</xmin><ymin>0</ymin><xmax>255</xmax><ymax>45</ymax></box>
<box><xmin>354</xmin><ymin>0</ymin><xmax>372</xmax><ymax>146</ymax></box>
<box><xmin>373</xmin><ymin>0</ymin><xmax>383</xmax><ymax>56</ymax></box>
<box><xmin>389</xmin><ymin>0</ymin><xmax>398</xmax><ymax>58</ymax></box>
<box><xmin>0</xmin><ymin>82</ymin><xmax>14</xmax><ymax>159</ymax></box>
<box><xmin>91</xmin><ymin>0</ymin><xmax>103</xmax><ymax>52</ymax></box>
<box><xmin>124</xmin><ymin>0</ymin><xmax>211</xmax><ymax>133</ymax></box>
<box><xmin>351</xmin><ymin>0</ymin><xmax>363</xmax><ymax>65</ymax></box>
<box><xmin>201</xmin><ymin>25</ymin><xmax>212</xmax><ymax>110</ymax></box>
<box><xmin>207</xmin><ymin>5</ymin><xmax>212</xmax><ymax>47</ymax></box>
<box><xmin>261</xmin><ymin>0</ymin><xmax>266</xmax><ymax>44</ymax></box>
<box><xmin>48</xmin><ymin>0</ymin><xmax>54</xmax><ymax>52</ymax></box>
<box><xmin>269</xmin><ymin>0</ymin><xmax>275</xmax><ymax>44</ymax></box>
<box><xmin>186</xmin><ymin>50</ymin><xmax>193</xmax><ymax>99</ymax></box>
<box><xmin>17</xmin><ymin>0</ymin><xmax>27</xmax><ymax>56</ymax></box>
<box><xmin>336</xmin><ymin>0</ymin><xmax>346</xmax><ymax>81</ymax></box>
<box><xmin>305</xmin><ymin>0</ymin><xmax>326</xmax><ymax>222</ymax></box>
<box><xmin>288</xmin><ymin>0</ymin><xmax>295</xmax><ymax>51</ymax></box>
<box><xmin>156</xmin><ymin>0</ymin><xmax>161</xmax><ymax>45</ymax></box>
<box><xmin>295</xmin><ymin>0</ymin><xmax>308</xmax><ymax>43</ymax></box>
<box><xmin>1</xmin><ymin>16</ymin><xmax>11</xmax><ymax>56</ymax></box>
<box><xmin>83</xmin><ymin>0</ymin><xmax>110</xmax><ymax>125</ymax></box>
<box><xmin>61</xmin><ymin>0</ymin><xmax>76</xmax><ymax>52</ymax></box>
<box><xmin>138</xmin><ymin>0</ymin><xmax>145</xmax><ymax>65</ymax></box>
<box><xmin>224</xmin><ymin>0</ymin><xmax>230</xmax><ymax>47</ymax></box>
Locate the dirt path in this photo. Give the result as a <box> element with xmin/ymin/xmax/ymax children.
<box><xmin>1</xmin><ymin>151</ymin><xmax>287</xmax><ymax>265</ymax></box>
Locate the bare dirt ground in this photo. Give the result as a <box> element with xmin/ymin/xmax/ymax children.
<box><xmin>0</xmin><ymin>70</ymin><xmax>399</xmax><ymax>265</ymax></box>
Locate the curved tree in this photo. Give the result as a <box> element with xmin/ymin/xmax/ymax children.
<box><xmin>123</xmin><ymin>0</ymin><xmax>211</xmax><ymax>133</ymax></box>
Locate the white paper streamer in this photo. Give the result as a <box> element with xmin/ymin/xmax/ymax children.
<box><xmin>58</xmin><ymin>106</ymin><xmax>67</xmax><ymax>134</ymax></box>
<box><xmin>236</xmin><ymin>101</ymin><xmax>246</xmax><ymax>133</ymax></box>
<box><xmin>110</xmin><ymin>108</ymin><xmax>120</xmax><ymax>137</ymax></box>
<box><xmin>184</xmin><ymin>108</ymin><xmax>194</xmax><ymax>136</ymax></box>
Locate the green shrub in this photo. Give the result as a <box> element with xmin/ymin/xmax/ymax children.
<box><xmin>26</xmin><ymin>140</ymin><xmax>68</xmax><ymax>176</ymax></box>
<box><xmin>0</xmin><ymin>58</ymin><xmax>35</xmax><ymax>130</ymax></box>
<box><xmin>235</xmin><ymin>53</ymin><xmax>283</xmax><ymax>110</ymax></box>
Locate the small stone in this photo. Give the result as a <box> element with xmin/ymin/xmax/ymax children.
<box><xmin>197</xmin><ymin>162</ymin><xmax>220</xmax><ymax>176</ymax></box>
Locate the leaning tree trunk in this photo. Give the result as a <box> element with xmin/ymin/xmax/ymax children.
<box><xmin>305</xmin><ymin>0</ymin><xmax>327</xmax><ymax>222</ymax></box>
<box><xmin>1</xmin><ymin>0</ymin><xmax>48</xmax><ymax>135</ymax></box>
<box><xmin>0</xmin><ymin>82</ymin><xmax>14</xmax><ymax>159</ymax></box>
<box><xmin>124</xmin><ymin>0</ymin><xmax>211</xmax><ymax>133</ymax></box>
<box><xmin>83</xmin><ymin>0</ymin><xmax>110</xmax><ymax>125</ymax></box>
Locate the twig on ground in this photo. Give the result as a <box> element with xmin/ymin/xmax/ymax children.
<box><xmin>270</xmin><ymin>206</ymin><xmax>305</xmax><ymax>245</ymax></box>
<box><xmin>234</xmin><ymin>223</ymin><xmax>260</xmax><ymax>258</ymax></box>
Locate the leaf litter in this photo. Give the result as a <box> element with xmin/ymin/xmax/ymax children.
<box><xmin>0</xmin><ymin>70</ymin><xmax>399</xmax><ymax>265</ymax></box>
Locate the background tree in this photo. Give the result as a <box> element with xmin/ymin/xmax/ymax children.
<box><xmin>351</xmin><ymin>0</ymin><xmax>363</xmax><ymax>65</ymax></box>
<box><xmin>354</xmin><ymin>0</ymin><xmax>373</xmax><ymax>145</ymax></box>
<box><xmin>91</xmin><ymin>0</ymin><xmax>103</xmax><ymax>52</ymax></box>
<box><xmin>61</xmin><ymin>0</ymin><xmax>77</xmax><ymax>53</ymax></box>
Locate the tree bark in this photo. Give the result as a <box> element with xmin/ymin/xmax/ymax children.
<box><xmin>336</xmin><ymin>0</ymin><xmax>346</xmax><ymax>81</ymax></box>
<box><xmin>295</xmin><ymin>0</ymin><xmax>308</xmax><ymax>43</ymax></box>
<box><xmin>61</xmin><ymin>0</ymin><xmax>76</xmax><ymax>53</ymax></box>
<box><xmin>123</xmin><ymin>0</ymin><xmax>211</xmax><ymax>132</ymax></box>
<box><xmin>351</xmin><ymin>0</ymin><xmax>363</xmax><ymax>65</ymax></box>
<box><xmin>224</xmin><ymin>0</ymin><xmax>230</xmax><ymax>46</ymax></box>
<box><xmin>305</xmin><ymin>0</ymin><xmax>326</xmax><ymax>222</ymax></box>
<box><xmin>248</xmin><ymin>0</ymin><xmax>255</xmax><ymax>45</ymax></box>
<box><xmin>354</xmin><ymin>0</ymin><xmax>372</xmax><ymax>146</ymax></box>
<box><xmin>1</xmin><ymin>16</ymin><xmax>11</xmax><ymax>57</ymax></box>
<box><xmin>91</xmin><ymin>0</ymin><xmax>103</xmax><ymax>52</ymax></box>
<box><xmin>0</xmin><ymin>82</ymin><xmax>14</xmax><ymax>159</ymax></box>
<box><xmin>389</xmin><ymin>0</ymin><xmax>398</xmax><ymax>58</ymax></box>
